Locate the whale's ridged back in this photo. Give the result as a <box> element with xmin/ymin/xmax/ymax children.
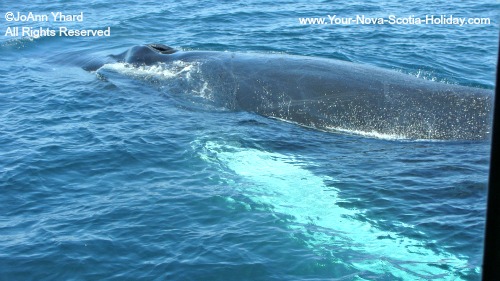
<box><xmin>225</xmin><ymin>54</ymin><xmax>493</xmax><ymax>140</ymax></box>
<box><xmin>100</xmin><ymin>45</ymin><xmax>493</xmax><ymax>140</ymax></box>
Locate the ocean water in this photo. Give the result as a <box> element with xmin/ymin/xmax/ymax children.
<box><xmin>0</xmin><ymin>1</ymin><xmax>498</xmax><ymax>280</ymax></box>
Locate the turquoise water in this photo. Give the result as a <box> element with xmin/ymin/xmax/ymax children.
<box><xmin>1</xmin><ymin>1</ymin><xmax>498</xmax><ymax>280</ymax></box>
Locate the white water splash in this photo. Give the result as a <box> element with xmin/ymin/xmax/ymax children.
<box><xmin>97</xmin><ymin>61</ymin><xmax>197</xmax><ymax>80</ymax></box>
<box><xmin>96</xmin><ymin>61</ymin><xmax>217</xmax><ymax>102</ymax></box>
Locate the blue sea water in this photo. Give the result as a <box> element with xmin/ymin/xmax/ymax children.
<box><xmin>0</xmin><ymin>0</ymin><xmax>498</xmax><ymax>280</ymax></box>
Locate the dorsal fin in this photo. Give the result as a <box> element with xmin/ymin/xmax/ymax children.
<box><xmin>147</xmin><ymin>44</ymin><xmax>177</xmax><ymax>54</ymax></box>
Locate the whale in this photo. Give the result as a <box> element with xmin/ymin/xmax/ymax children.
<box><xmin>86</xmin><ymin>45</ymin><xmax>487</xmax><ymax>278</ymax></box>
<box><xmin>90</xmin><ymin>44</ymin><xmax>493</xmax><ymax>140</ymax></box>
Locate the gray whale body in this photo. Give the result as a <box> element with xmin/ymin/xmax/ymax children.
<box><xmin>101</xmin><ymin>44</ymin><xmax>493</xmax><ymax>140</ymax></box>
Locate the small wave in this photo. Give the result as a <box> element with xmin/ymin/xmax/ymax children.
<box><xmin>325</xmin><ymin>127</ymin><xmax>448</xmax><ymax>142</ymax></box>
<box><xmin>1</xmin><ymin>36</ymin><xmax>37</xmax><ymax>49</ymax></box>
<box><xmin>395</xmin><ymin>68</ymin><xmax>453</xmax><ymax>84</ymax></box>
<box><xmin>271</xmin><ymin>117</ymin><xmax>437</xmax><ymax>142</ymax></box>
<box><xmin>325</xmin><ymin>126</ymin><xmax>408</xmax><ymax>141</ymax></box>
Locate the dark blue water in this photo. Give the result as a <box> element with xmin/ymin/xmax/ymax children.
<box><xmin>1</xmin><ymin>1</ymin><xmax>498</xmax><ymax>280</ymax></box>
